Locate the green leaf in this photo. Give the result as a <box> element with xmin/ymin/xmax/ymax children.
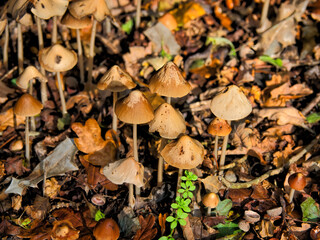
<box><xmin>178</xmin><ymin>218</ymin><xmax>187</xmax><ymax>226</ymax></box>
<box><xmin>301</xmin><ymin>197</ymin><xmax>320</xmax><ymax>221</ymax></box>
<box><xmin>19</xmin><ymin>218</ymin><xmax>32</xmax><ymax>229</ymax></box>
<box><xmin>181</xmin><ymin>182</ymin><xmax>186</xmax><ymax>188</ymax></box>
<box><xmin>189</xmin><ymin>59</ymin><xmax>205</xmax><ymax>70</ymax></box>
<box><xmin>181</xmin><ymin>176</ymin><xmax>187</xmax><ymax>181</ymax></box>
<box><xmin>179</xmin><ymin>212</ymin><xmax>188</xmax><ymax>219</ymax></box>
<box><xmin>159</xmin><ymin>237</ymin><xmax>168</xmax><ymax>240</ymax></box>
<box><xmin>184</xmin><ymin>199</ymin><xmax>191</xmax><ymax>205</ymax></box>
<box><xmin>306</xmin><ymin>112</ymin><xmax>320</xmax><ymax>124</ymax></box>
<box><xmin>215</xmin><ymin>199</ymin><xmax>232</xmax><ymax>217</ymax></box>
<box><xmin>171</xmin><ymin>203</ymin><xmax>179</xmax><ymax>209</ymax></box>
<box><xmin>189</xmin><ymin>185</ymin><xmax>196</xmax><ymax>191</ymax></box>
<box><xmin>94</xmin><ymin>209</ymin><xmax>105</xmax><ymax>221</ymax></box>
<box><xmin>214</xmin><ymin>221</ymin><xmax>239</xmax><ymax>238</ymax></box>
<box><xmin>169</xmin><ymin>237</ymin><xmax>175</xmax><ymax>240</ymax></box>
<box><xmin>175</xmin><ymin>196</ymin><xmax>181</xmax><ymax>202</ymax></box>
<box><xmin>178</xmin><ymin>189</ymin><xmax>185</xmax><ymax>193</ymax></box>
<box><xmin>182</xmin><ymin>192</ymin><xmax>188</xmax><ymax>198</ymax></box>
<box><xmin>166</xmin><ymin>216</ymin><xmax>175</xmax><ymax>222</ymax></box>
<box><xmin>160</xmin><ymin>48</ymin><xmax>173</xmax><ymax>61</ymax></box>
<box><xmin>182</xmin><ymin>206</ymin><xmax>191</xmax><ymax>212</ymax></box>
<box><xmin>170</xmin><ymin>221</ymin><xmax>178</xmax><ymax>229</ymax></box>
<box><xmin>57</xmin><ymin>114</ymin><xmax>71</xmax><ymax>130</ymax></box>
<box><xmin>121</xmin><ymin>19</ymin><xmax>133</xmax><ymax>34</ymax></box>
<box><xmin>188</xmin><ymin>192</ymin><xmax>194</xmax><ymax>198</ymax></box>
<box><xmin>11</xmin><ymin>78</ymin><xmax>17</xmax><ymax>86</ymax></box>
<box><xmin>259</xmin><ymin>55</ymin><xmax>283</xmax><ymax>68</ymax></box>
<box><xmin>205</xmin><ymin>37</ymin><xmax>236</xmax><ymax>57</ymax></box>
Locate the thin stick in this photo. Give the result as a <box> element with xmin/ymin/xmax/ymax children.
<box><xmin>136</xmin><ymin>0</ymin><xmax>142</xmax><ymax>28</ymax></box>
<box><xmin>76</xmin><ymin>29</ymin><xmax>85</xmax><ymax>85</ymax></box>
<box><xmin>17</xmin><ymin>22</ymin><xmax>24</xmax><ymax>74</ymax></box>
<box><xmin>128</xmin><ymin>184</ymin><xmax>134</xmax><ymax>208</ymax></box>
<box><xmin>214</xmin><ymin>135</ymin><xmax>219</xmax><ymax>163</ymax></box>
<box><xmin>157</xmin><ymin>138</ymin><xmax>166</xmax><ymax>186</ymax></box>
<box><xmin>36</xmin><ymin>16</ymin><xmax>44</xmax><ymax>50</ymax></box>
<box><xmin>112</xmin><ymin>92</ymin><xmax>118</xmax><ymax>132</ymax></box>
<box><xmin>52</xmin><ymin>16</ymin><xmax>57</xmax><ymax>44</ymax></box>
<box><xmin>302</xmin><ymin>93</ymin><xmax>320</xmax><ymax>116</ymax></box>
<box><xmin>3</xmin><ymin>22</ymin><xmax>9</xmax><ymax>70</ymax></box>
<box><xmin>87</xmin><ymin>19</ymin><xmax>97</xmax><ymax>89</ymax></box>
<box><xmin>56</xmin><ymin>72</ymin><xmax>67</xmax><ymax>115</ymax></box>
<box><xmin>133</xmin><ymin>123</ymin><xmax>140</xmax><ymax>196</ymax></box>
<box><xmin>260</xmin><ymin>0</ymin><xmax>270</xmax><ymax>27</ymax></box>
<box><xmin>219</xmin><ymin>124</ymin><xmax>230</xmax><ymax>176</ymax></box>
<box><xmin>25</xmin><ymin>116</ymin><xmax>30</xmax><ymax>167</ymax></box>
<box><xmin>28</xmin><ymin>82</ymin><xmax>36</xmax><ymax>131</ymax></box>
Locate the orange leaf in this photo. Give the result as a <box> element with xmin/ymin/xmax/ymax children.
<box><xmin>214</xmin><ymin>5</ymin><xmax>233</xmax><ymax>31</ymax></box>
<box><xmin>0</xmin><ymin>108</ymin><xmax>25</xmax><ymax>131</ymax></box>
<box><xmin>133</xmin><ymin>215</ymin><xmax>157</xmax><ymax>240</ymax></box>
<box><xmin>158</xmin><ymin>213</ymin><xmax>168</xmax><ymax>235</ymax></box>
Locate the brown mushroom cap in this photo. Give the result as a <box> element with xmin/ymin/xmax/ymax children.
<box><xmin>288</xmin><ymin>173</ymin><xmax>307</xmax><ymax>191</ymax></box>
<box><xmin>149</xmin><ymin>61</ymin><xmax>191</xmax><ymax>98</ymax></box>
<box><xmin>51</xmin><ymin>220</ymin><xmax>79</xmax><ymax>240</ymax></box>
<box><xmin>115</xmin><ymin>90</ymin><xmax>154</xmax><ymax>124</ymax></box>
<box><xmin>202</xmin><ymin>193</ymin><xmax>219</xmax><ymax>208</ymax></box>
<box><xmin>31</xmin><ymin>0</ymin><xmax>69</xmax><ymax>19</ymax></box>
<box><xmin>39</xmin><ymin>44</ymin><xmax>78</xmax><ymax>72</ymax></box>
<box><xmin>102</xmin><ymin>157</ymin><xmax>144</xmax><ymax>187</ymax></box>
<box><xmin>160</xmin><ymin>135</ymin><xmax>204</xmax><ymax>169</ymax></box>
<box><xmin>69</xmin><ymin>0</ymin><xmax>111</xmax><ymax>22</ymax></box>
<box><xmin>14</xmin><ymin>93</ymin><xmax>43</xmax><ymax>117</ymax></box>
<box><xmin>97</xmin><ymin>65</ymin><xmax>136</xmax><ymax>92</ymax></box>
<box><xmin>61</xmin><ymin>11</ymin><xmax>91</xmax><ymax>29</ymax></box>
<box><xmin>210</xmin><ymin>85</ymin><xmax>252</xmax><ymax>121</ymax></box>
<box><xmin>16</xmin><ymin>66</ymin><xmax>48</xmax><ymax>90</ymax></box>
<box><xmin>149</xmin><ymin>103</ymin><xmax>186</xmax><ymax>139</ymax></box>
<box><xmin>93</xmin><ymin>218</ymin><xmax>120</xmax><ymax>240</ymax></box>
<box><xmin>207</xmin><ymin>117</ymin><xmax>232</xmax><ymax>136</ymax></box>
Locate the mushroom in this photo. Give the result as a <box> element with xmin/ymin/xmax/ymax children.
<box><xmin>149</xmin><ymin>103</ymin><xmax>186</xmax><ymax>185</ymax></box>
<box><xmin>61</xmin><ymin>11</ymin><xmax>91</xmax><ymax>85</ymax></box>
<box><xmin>210</xmin><ymin>85</ymin><xmax>252</xmax><ymax>174</ymax></box>
<box><xmin>51</xmin><ymin>220</ymin><xmax>79</xmax><ymax>240</ymax></box>
<box><xmin>39</xmin><ymin>44</ymin><xmax>77</xmax><ymax>116</ymax></box>
<box><xmin>93</xmin><ymin>218</ymin><xmax>120</xmax><ymax>240</ymax></box>
<box><xmin>69</xmin><ymin>0</ymin><xmax>111</xmax><ymax>89</ymax></box>
<box><xmin>288</xmin><ymin>172</ymin><xmax>307</xmax><ymax>203</ymax></box>
<box><xmin>97</xmin><ymin>65</ymin><xmax>136</xmax><ymax>132</ymax></box>
<box><xmin>207</xmin><ymin>117</ymin><xmax>231</xmax><ymax>163</ymax></box>
<box><xmin>13</xmin><ymin>93</ymin><xmax>43</xmax><ymax>166</ymax></box>
<box><xmin>202</xmin><ymin>192</ymin><xmax>219</xmax><ymax>216</ymax></box>
<box><xmin>1</xmin><ymin>18</ymin><xmax>8</xmax><ymax>70</ymax></box>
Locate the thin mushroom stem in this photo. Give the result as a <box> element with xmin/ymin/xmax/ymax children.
<box><xmin>176</xmin><ymin>168</ymin><xmax>183</xmax><ymax>197</ymax></box>
<box><xmin>128</xmin><ymin>184</ymin><xmax>134</xmax><ymax>208</ymax></box>
<box><xmin>104</xmin><ymin>17</ymin><xmax>111</xmax><ymax>35</ymax></box>
<box><xmin>36</xmin><ymin>16</ymin><xmax>44</xmax><ymax>50</ymax></box>
<box><xmin>214</xmin><ymin>135</ymin><xmax>219</xmax><ymax>163</ymax></box>
<box><xmin>157</xmin><ymin>138</ymin><xmax>166</xmax><ymax>186</ymax></box>
<box><xmin>219</xmin><ymin>120</ymin><xmax>231</xmax><ymax>175</ymax></box>
<box><xmin>260</xmin><ymin>0</ymin><xmax>270</xmax><ymax>27</ymax></box>
<box><xmin>25</xmin><ymin>116</ymin><xmax>30</xmax><ymax>167</ymax></box>
<box><xmin>56</xmin><ymin>72</ymin><xmax>67</xmax><ymax>116</ymax></box>
<box><xmin>87</xmin><ymin>19</ymin><xmax>97</xmax><ymax>90</ymax></box>
<box><xmin>207</xmin><ymin>207</ymin><xmax>212</xmax><ymax>216</ymax></box>
<box><xmin>167</xmin><ymin>96</ymin><xmax>171</xmax><ymax>104</ymax></box>
<box><xmin>3</xmin><ymin>22</ymin><xmax>9</xmax><ymax>70</ymax></box>
<box><xmin>17</xmin><ymin>22</ymin><xmax>24</xmax><ymax>74</ymax></box>
<box><xmin>76</xmin><ymin>29</ymin><xmax>85</xmax><ymax>85</ymax></box>
<box><xmin>112</xmin><ymin>92</ymin><xmax>118</xmax><ymax>132</ymax></box>
<box><xmin>136</xmin><ymin>0</ymin><xmax>142</xmax><ymax>28</ymax></box>
<box><xmin>133</xmin><ymin>123</ymin><xmax>140</xmax><ymax>196</ymax></box>
<box><xmin>52</xmin><ymin>16</ymin><xmax>57</xmax><ymax>44</ymax></box>
<box><xmin>289</xmin><ymin>188</ymin><xmax>295</xmax><ymax>203</ymax></box>
<box><xmin>28</xmin><ymin>82</ymin><xmax>36</xmax><ymax>131</ymax></box>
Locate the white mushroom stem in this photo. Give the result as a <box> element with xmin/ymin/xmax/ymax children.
<box><xmin>219</xmin><ymin>121</ymin><xmax>231</xmax><ymax>175</ymax></box>
<box><xmin>17</xmin><ymin>22</ymin><xmax>24</xmax><ymax>74</ymax></box>
<box><xmin>128</xmin><ymin>184</ymin><xmax>134</xmax><ymax>208</ymax></box>
<box><xmin>87</xmin><ymin>19</ymin><xmax>97</xmax><ymax>89</ymax></box>
<box><xmin>177</xmin><ymin>168</ymin><xmax>183</xmax><ymax>197</ymax></box>
<box><xmin>136</xmin><ymin>0</ymin><xmax>142</xmax><ymax>28</ymax></box>
<box><xmin>3</xmin><ymin>23</ymin><xmax>9</xmax><ymax>70</ymax></box>
<box><xmin>52</xmin><ymin>16</ymin><xmax>57</xmax><ymax>44</ymax></box>
<box><xmin>289</xmin><ymin>188</ymin><xmax>295</xmax><ymax>203</ymax></box>
<box><xmin>157</xmin><ymin>138</ymin><xmax>166</xmax><ymax>186</ymax></box>
<box><xmin>25</xmin><ymin>116</ymin><xmax>30</xmax><ymax>166</ymax></box>
<box><xmin>260</xmin><ymin>0</ymin><xmax>270</xmax><ymax>27</ymax></box>
<box><xmin>36</xmin><ymin>17</ymin><xmax>44</xmax><ymax>50</ymax></box>
<box><xmin>76</xmin><ymin>29</ymin><xmax>85</xmax><ymax>85</ymax></box>
<box><xmin>56</xmin><ymin>72</ymin><xmax>67</xmax><ymax>115</ymax></box>
<box><xmin>207</xmin><ymin>207</ymin><xmax>212</xmax><ymax>216</ymax></box>
<box><xmin>112</xmin><ymin>92</ymin><xmax>118</xmax><ymax>132</ymax></box>
<box><xmin>133</xmin><ymin>123</ymin><xmax>140</xmax><ymax>196</ymax></box>
<box><xmin>104</xmin><ymin>18</ymin><xmax>111</xmax><ymax>35</ymax></box>
<box><xmin>214</xmin><ymin>135</ymin><xmax>219</xmax><ymax>163</ymax></box>
<box><xmin>167</xmin><ymin>96</ymin><xmax>171</xmax><ymax>105</ymax></box>
<box><xmin>28</xmin><ymin>82</ymin><xmax>36</xmax><ymax>131</ymax></box>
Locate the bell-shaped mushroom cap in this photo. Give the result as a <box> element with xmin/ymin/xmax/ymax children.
<box><xmin>97</xmin><ymin>65</ymin><xmax>136</xmax><ymax>92</ymax></box>
<box><xmin>161</xmin><ymin>135</ymin><xmax>204</xmax><ymax>169</ymax></box>
<box><xmin>18</xmin><ymin>13</ymin><xmax>33</xmax><ymax>26</ymax></box>
<box><xmin>149</xmin><ymin>61</ymin><xmax>191</xmax><ymax>98</ymax></box>
<box><xmin>16</xmin><ymin>66</ymin><xmax>48</xmax><ymax>90</ymax></box>
<box><xmin>149</xmin><ymin>103</ymin><xmax>186</xmax><ymax>139</ymax></box>
<box><xmin>14</xmin><ymin>93</ymin><xmax>43</xmax><ymax>117</ymax></box>
<box><xmin>210</xmin><ymin>85</ymin><xmax>252</xmax><ymax>121</ymax></box>
<box><xmin>288</xmin><ymin>173</ymin><xmax>307</xmax><ymax>191</ymax></box>
<box><xmin>61</xmin><ymin>11</ymin><xmax>91</xmax><ymax>29</ymax></box>
<box><xmin>31</xmin><ymin>0</ymin><xmax>69</xmax><ymax>19</ymax></box>
<box><xmin>102</xmin><ymin>157</ymin><xmax>144</xmax><ymax>187</ymax></box>
<box><xmin>39</xmin><ymin>44</ymin><xmax>78</xmax><ymax>72</ymax></box>
<box><xmin>202</xmin><ymin>193</ymin><xmax>219</xmax><ymax>208</ymax></box>
<box><xmin>115</xmin><ymin>90</ymin><xmax>154</xmax><ymax>124</ymax></box>
<box><xmin>69</xmin><ymin>0</ymin><xmax>111</xmax><ymax>22</ymax></box>
<box><xmin>207</xmin><ymin>117</ymin><xmax>232</xmax><ymax>137</ymax></box>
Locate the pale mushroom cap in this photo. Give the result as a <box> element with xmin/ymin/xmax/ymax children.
<box><xmin>210</xmin><ymin>85</ymin><xmax>252</xmax><ymax>121</ymax></box>
<box><xmin>61</xmin><ymin>11</ymin><xmax>91</xmax><ymax>29</ymax></box>
<box><xmin>149</xmin><ymin>61</ymin><xmax>191</xmax><ymax>98</ymax></box>
<box><xmin>102</xmin><ymin>157</ymin><xmax>144</xmax><ymax>187</ymax></box>
<box><xmin>202</xmin><ymin>192</ymin><xmax>219</xmax><ymax>208</ymax></box>
<box><xmin>7</xmin><ymin>0</ymin><xmax>27</xmax><ymax>20</ymax></box>
<box><xmin>97</xmin><ymin>65</ymin><xmax>136</xmax><ymax>92</ymax></box>
<box><xmin>14</xmin><ymin>93</ymin><xmax>43</xmax><ymax>117</ymax></box>
<box><xmin>39</xmin><ymin>44</ymin><xmax>78</xmax><ymax>72</ymax></box>
<box><xmin>18</xmin><ymin>13</ymin><xmax>33</xmax><ymax>26</ymax></box>
<box><xmin>115</xmin><ymin>90</ymin><xmax>154</xmax><ymax>124</ymax></box>
<box><xmin>207</xmin><ymin>117</ymin><xmax>232</xmax><ymax>136</ymax></box>
<box><xmin>149</xmin><ymin>103</ymin><xmax>186</xmax><ymax>139</ymax></box>
<box><xmin>16</xmin><ymin>66</ymin><xmax>48</xmax><ymax>90</ymax></box>
<box><xmin>31</xmin><ymin>0</ymin><xmax>69</xmax><ymax>19</ymax></box>
<box><xmin>160</xmin><ymin>135</ymin><xmax>204</xmax><ymax>169</ymax></box>
<box><xmin>69</xmin><ymin>0</ymin><xmax>111</xmax><ymax>22</ymax></box>
<box><xmin>288</xmin><ymin>173</ymin><xmax>307</xmax><ymax>191</ymax></box>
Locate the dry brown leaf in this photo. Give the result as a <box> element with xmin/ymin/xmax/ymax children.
<box><xmin>226</xmin><ymin>188</ymin><xmax>252</xmax><ymax>206</ymax></box>
<box><xmin>133</xmin><ymin>215</ymin><xmax>157</xmax><ymax>240</ymax></box>
<box><xmin>66</xmin><ymin>91</ymin><xmax>93</xmax><ymax>114</ymax></box>
<box><xmin>158</xmin><ymin>213</ymin><xmax>168</xmax><ymax>236</ymax></box>
<box><xmin>170</xmin><ymin>2</ymin><xmax>206</xmax><ymax>26</ymax></box>
<box><xmin>214</xmin><ymin>5</ymin><xmax>232</xmax><ymax>31</ymax></box>
<box><xmin>0</xmin><ymin>108</ymin><xmax>25</xmax><ymax>131</ymax></box>
<box><xmin>25</xmin><ymin>195</ymin><xmax>50</xmax><ymax>220</ymax></box>
<box><xmin>232</xmin><ymin>124</ymin><xmax>260</xmax><ymax>149</ymax></box>
<box><xmin>200</xmin><ymin>175</ymin><xmax>223</xmax><ymax>193</ymax></box>
<box><xmin>181</xmin><ymin>215</ymin><xmax>195</xmax><ymax>240</ymax></box>
<box><xmin>272</xmin><ymin>143</ymin><xmax>301</xmax><ymax>167</ymax></box>
<box><xmin>5</xmin><ymin>156</ymin><xmax>29</xmax><ymax>176</ymax></box>
<box><xmin>88</xmin><ymin>141</ymin><xmax>117</xmax><ymax>167</ymax></box>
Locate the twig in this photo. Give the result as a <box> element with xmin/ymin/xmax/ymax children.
<box><xmin>219</xmin><ymin>155</ymin><xmax>247</xmax><ymax>170</ymax></box>
<box><xmin>220</xmin><ymin>136</ymin><xmax>319</xmax><ymax>189</ymax></box>
<box><xmin>302</xmin><ymin>93</ymin><xmax>320</xmax><ymax>116</ymax></box>
<box><xmin>0</xmin><ymin>66</ymin><xmax>18</xmax><ymax>82</ymax></box>
<box><xmin>0</xmin><ymin>134</ymin><xmax>17</xmax><ymax>149</ymax></box>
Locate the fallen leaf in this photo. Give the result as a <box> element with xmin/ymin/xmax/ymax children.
<box><xmin>66</xmin><ymin>91</ymin><xmax>93</xmax><ymax>114</ymax></box>
<box><xmin>226</xmin><ymin>188</ymin><xmax>252</xmax><ymax>206</ymax></box>
<box><xmin>181</xmin><ymin>215</ymin><xmax>195</xmax><ymax>240</ymax></box>
<box><xmin>88</xmin><ymin>141</ymin><xmax>117</xmax><ymax>167</ymax></box>
<box><xmin>0</xmin><ymin>108</ymin><xmax>25</xmax><ymax>131</ymax></box>
<box><xmin>133</xmin><ymin>215</ymin><xmax>157</xmax><ymax>240</ymax></box>
<box><xmin>25</xmin><ymin>195</ymin><xmax>50</xmax><ymax>220</ymax></box>
<box><xmin>214</xmin><ymin>4</ymin><xmax>232</xmax><ymax>31</ymax></box>
<box><xmin>200</xmin><ymin>175</ymin><xmax>224</xmax><ymax>193</ymax></box>
<box><xmin>158</xmin><ymin>213</ymin><xmax>167</xmax><ymax>235</ymax></box>
<box><xmin>170</xmin><ymin>2</ymin><xmax>206</xmax><ymax>26</ymax></box>
<box><xmin>5</xmin><ymin>156</ymin><xmax>29</xmax><ymax>176</ymax></box>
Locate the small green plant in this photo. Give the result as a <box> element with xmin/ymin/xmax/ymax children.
<box><xmin>159</xmin><ymin>170</ymin><xmax>197</xmax><ymax>240</ymax></box>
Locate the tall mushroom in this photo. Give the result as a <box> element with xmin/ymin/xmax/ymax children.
<box><xmin>288</xmin><ymin>172</ymin><xmax>307</xmax><ymax>203</ymax></box>
<box><xmin>39</xmin><ymin>44</ymin><xmax>78</xmax><ymax>116</ymax></box>
<box><xmin>210</xmin><ymin>85</ymin><xmax>252</xmax><ymax>175</ymax></box>
<box><xmin>13</xmin><ymin>93</ymin><xmax>43</xmax><ymax>167</ymax></box>
<box><xmin>97</xmin><ymin>65</ymin><xmax>136</xmax><ymax>132</ymax></box>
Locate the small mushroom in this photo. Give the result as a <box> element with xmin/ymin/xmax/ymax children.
<box><xmin>288</xmin><ymin>172</ymin><xmax>307</xmax><ymax>203</ymax></box>
<box><xmin>93</xmin><ymin>218</ymin><xmax>120</xmax><ymax>240</ymax></box>
<box><xmin>51</xmin><ymin>220</ymin><xmax>79</xmax><ymax>240</ymax></box>
<box><xmin>202</xmin><ymin>192</ymin><xmax>219</xmax><ymax>216</ymax></box>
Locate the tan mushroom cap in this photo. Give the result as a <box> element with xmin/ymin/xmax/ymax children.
<box><xmin>14</xmin><ymin>93</ymin><xmax>43</xmax><ymax>117</ymax></box>
<box><xmin>102</xmin><ymin>157</ymin><xmax>144</xmax><ymax>187</ymax></box>
<box><xmin>18</xmin><ymin>13</ymin><xmax>33</xmax><ymax>26</ymax></box>
<box><xmin>69</xmin><ymin>0</ymin><xmax>111</xmax><ymax>22</ymax></box>
<box><xmin>288</xmin><ymin>173</ymin><xmax>307</xmax><ymax>191</ymax></box>
<box><xmin>61</xmin><ymin>11</ymin><xmax>91</xmax><ymax>29</ymax></box>
<box><xmin>210</xmin><ymin>85</ymin><xmax>252</xmax><ymax>121</ymax></box>
<box><xmin>31</xmin><ymin>0</ymin><xmax>69</xmax><ymax>19</ymax></box>
<box><xmin>149</xmin><ymin>103</ymin><xmax>186</xmax><ymax>139</ymax></box>
<box><xmin>16</xmin><ymin>66</ymin><xmax>48</xmax><ymax>90</ymax></box>
<box><xmin>149</xmin><ymin>61</ymin><xmax>191</xmax><ymax>98</ymax></box>
<box><xmin>97</xmin><ymin>65</ymin><xmax>136</xmax><ymax>92</ymax></box>
<box><xmin>202</xmin><ymin>193</ymin><xmax>219</xmax><ymax>208</ymax></box>
<box><xmin>7</xmin><ymin>0</ymin><xmax>28</xmax><ymax>20</ymax></box>
<box><xmin>207</xmin><ymin>117</ymin><xmax>232</xmax><ymax>136</ymax></box>
<box><xmin>39</xmin><ymin>44</ymin><xmax>78</xmax><ymax>72</ymax></box>
<box><xmin>115</xmin><ymin>90</ymin><xmax>154</xmax><ymax>124</ymax></box>
<box><xmin>160</xmin><ymin>135</ymin><xmax>204</xmax><ymax>169</ymax></box>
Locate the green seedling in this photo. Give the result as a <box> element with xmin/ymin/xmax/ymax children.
<box><xmin>259</xmin><ymin>55</ymin><xmax>283</xmax><ymax>68</ymax></box>
<box><xmin>121</xmin><ymin>18</ymin><xmax>134</xmax><ymax>34</ymax></box>
<box><xmin>94</xmin><ymin>209</ymin><xmax>106</xmax><ymax>222</ymax></box>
